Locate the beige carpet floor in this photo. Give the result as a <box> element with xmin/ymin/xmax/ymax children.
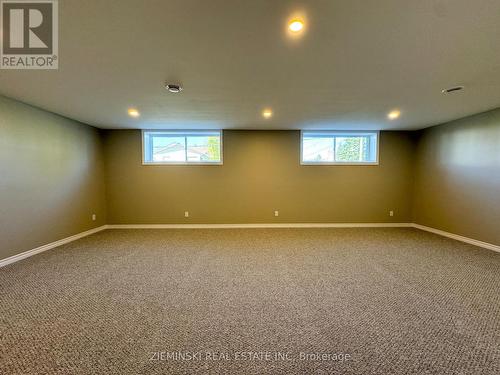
<box><xmin>1</xmin><ymin>228</ymin><xmax>499</xmax><ymax>374</ymax></box>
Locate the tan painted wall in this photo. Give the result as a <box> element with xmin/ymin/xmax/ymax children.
<box><xmin>104</xmin><ymin>130</ymin><xmax>415</xmax><ymax>224</ymax></box>
<box><xmin>413</xmin><ymin>109</ymin><xmax>500</xmax><ymax>245</ymax></box>
<box><xmin>3</xmin><ymin>93</ymin><xmax>498</xmax><ymax>256</ymax></box>
<box><xmin>0</xmin><ymin>96</ymin><xmax>107</xmax><ymax>259</ymax></box>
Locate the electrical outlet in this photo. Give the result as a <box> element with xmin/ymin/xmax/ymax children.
<box><xmin>92</xmin><ymin>214</ymin><xmax>96</xmax><ymax>221</ymax></box>
<box><xmin>274</xmin><ymin>210</ymin><xmax>279</xmax><ymax>217</ymax></box>
<box><xmin>184</xmin><ymin>211</ymin><xmax>189</xmax><ymax>218</ymax></box>
<box><xmin>389</xmin><ymin>210</ymin><xmax>394</xmax><ymax>217</ymax></box>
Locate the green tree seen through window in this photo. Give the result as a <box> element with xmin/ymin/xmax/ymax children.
<box><xmin>207</xmin><ymin>136</ymin><xmax>220</xmax><ymax>161</ymax></box>
<box><xmin>336</xmin><ymin>137</ymin><xmax>368</xmax><ymax>162</ymax></box>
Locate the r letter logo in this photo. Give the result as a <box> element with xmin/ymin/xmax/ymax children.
<box><xmin>1</xmin><ymin>0</ymin><xmax>58</xmax><ymax>69</ymax></box>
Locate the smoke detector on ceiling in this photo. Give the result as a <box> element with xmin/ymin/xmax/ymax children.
<box><xmin>165</xmin><ymin>83</ymin><xmax>183</xmax><ymax>93</ymax></box>
<box><xmin>441</xmin><ymin>85</ymin><xmax>464</xmax><ymax>94</ymax></box>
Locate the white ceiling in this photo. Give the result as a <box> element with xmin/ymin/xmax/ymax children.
<box><xmin>1</xmin><ymin>0</ymin><xmax>499</xmax><ymax>130</ymax></box>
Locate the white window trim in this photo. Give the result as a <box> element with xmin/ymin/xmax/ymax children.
<box><xmin>142</xmin><ymin>130</ymin><xmax>223</xmax><ymax>165</ymax></box>
<box><xmin>300</xmin><ymin>130</ymin><xmax>380</xmax><ymax>165</ymax></box>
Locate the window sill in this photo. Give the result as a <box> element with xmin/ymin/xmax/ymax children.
<box><xmin>142</xmin><ymin>162</ymin><xmax>223</xmax><ymax>166</ymax></box>
<box><xmin>300</xmin><ymin>162</ymin><xmax>379</xmax><ymax>166</ymax></box>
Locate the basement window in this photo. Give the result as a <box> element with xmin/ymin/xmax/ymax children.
<box><xmin>143</xmin><ymin>130</ymin><xmax>223</xmax><ymax>164</ymax></box>
<box><xmin>301</xmin><ymin>131</ymin><xmax>379</xmax><ymax>165</ymax></box>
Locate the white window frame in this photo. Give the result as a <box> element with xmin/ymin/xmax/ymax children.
<box><xmin>142</xmin><ymin>130</ymin><xmax>223</xmax><ymax>165</ymax></box>
<box><xmin>300</xmin><ymin>130</ymin><xmax>379</xmax><ymax>165</ymax></box>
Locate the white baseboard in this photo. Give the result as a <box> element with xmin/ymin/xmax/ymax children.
<box><xmin>2</xmin><ymin>223</ymin><xmax>496</xmax><ymax>269</ymax></box>
<box><xmin>107</xmin><ymin>222</ymin><xmax>499</xmax><ymax>253</ymax></box>
<box><xmin>0</xmin><ymin>225</ymin><xmax>108</xmax><ymax>268</ymax></box>
<box><xmin>412</xmin><ymin>223</ymin><xmax>500</xmax><ymax>253</ymax></box>
<box><xmin>107</xmin><ymin>223</ymin><xmax>413</xmax><ymax>229</ymax></box>
<box><xmin>0</xmin><ymin>223</ymin><xmax>412</xmax><ymax>268</ymax></box>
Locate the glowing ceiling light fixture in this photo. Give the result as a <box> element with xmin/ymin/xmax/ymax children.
<box><xmin>262</xmin><ymin>108</ymin><xmax>273</xmax><ymax>119</ymax></box>
<box><xmin>128</xmin><ymin>108</ymin><xmax>140</xmax><ymax>118</ymax></box>
<box><xmin>288</xmin><ymin>19</ymin><xmax>304</xmax><ymax>33</ymax></box>
<box><xmin>387</xmin><ymin>109</ymin><xmax>401</xmax><ymax>120</ymax></box>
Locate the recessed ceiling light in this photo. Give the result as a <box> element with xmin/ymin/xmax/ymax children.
<box><xmin>262</xmin><ymin>109</ymin><xmax>273</xmax><ymax>119</ymax></box>
<box><xmin>441</xmin><ymin>85</ymin><xmax>464</xmax><ymax>94</ymax></box>
<box><xmin>387</xmin><ymin>110</ymin><xmax>401</xmax><ymax>120</ymax></box>
<box><xmin>128</xmin><ymin>108</ymin><xmax>140</xmax><ymax>118</ymax></box>
<box><xmin>289</xmin><ymin>19</ymin><xmax>304</xmax><ymax>33</ymax></box>
<box><xmin>165</xmin><ymin>83</ymin><xmax>183</xmax><ymax>93</ymax></box>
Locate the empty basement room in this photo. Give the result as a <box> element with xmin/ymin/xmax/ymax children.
<box><xmin>1</xmin><ymin>1</ymin><xmax>500</xmax><ymax>374</ymax></box>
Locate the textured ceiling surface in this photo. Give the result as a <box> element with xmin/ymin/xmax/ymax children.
<box><xmin>1</xmin><ymin>0</ymin><xmax>499</xmax><ymax>130</ymax></box>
